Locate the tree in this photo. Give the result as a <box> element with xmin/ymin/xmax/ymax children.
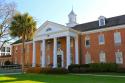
<box><xmin>10</xmin><ymin>13</ymin><xmax>36</xmax><ymax>73</ymax></box>
<box><xmin>0</xmin><ymin>0</ymin><xmax>16</xmax><ymax>50</ymax></box>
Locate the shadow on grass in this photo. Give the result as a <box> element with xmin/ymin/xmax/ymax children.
<box><xmin>0</xmin><ymin>73</ymin><xmax>75</xmax><ymax>83</ymax></box>
<box><xmin>0</xmin><ymin>74</ymin><xmax>48</xmax><ymax>83</ymax></box>
<box><xmin>1</xmin><ymin>73</ymin><xmax>125</xmax><ymax>83</ymax></box>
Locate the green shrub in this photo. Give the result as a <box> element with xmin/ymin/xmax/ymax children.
<box><xmin>41</xmin><ymin>68</ymin><xmax>69</xmax><ymax>74</ymax></box>
<box><xmin>68</xmin><ymin>63</ymin><xmax>118</xmax><ymax>73</ymax></box>
<box><xmin>117</xmin><ymin>68</ymin><xmax>125</xmax><ymax>73</ymax></box>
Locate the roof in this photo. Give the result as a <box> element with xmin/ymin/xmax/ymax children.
<box><xmin>72</xmin><ymin>15</ymin><xmax>125</xmax><ymax>32</ymax></box>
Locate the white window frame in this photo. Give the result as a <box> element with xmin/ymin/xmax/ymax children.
<box><xmin>115</xmin><ymin>51</ymin><xmax>123</xmax><ymax>64</ymax></box>
<box><xmin>85</xmin><ymin>52</ymin><xmax>91</xmax><ymax>64</ymax></box>
<box><xmin>99</xmin><ymin>16</ymin><xmax>105</xmax><ymax>26</ymax></box>
<box><xmin>99</xmin><ymin>51</ymin><xmax>106</xmax><ymax>63</ymax></box>
<box><xmin>114</xmin><ymin>32</ymin><xmax>121</xmax><ymax>44</ymax></box>
<box><xmin>99</xmin><ymin>34</ymin><xmax>105</xmax><ymax>45</ymax></box>
<box><xmin>85</xmin><ymin>36</ymin><xmax>90</xmax><ymax>48</ymax></box>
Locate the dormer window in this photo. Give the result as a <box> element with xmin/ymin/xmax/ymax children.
<box><xmin>98</xmin><ymin>16</ymin><xmax>105</xmax><ymax>27</ymax></box>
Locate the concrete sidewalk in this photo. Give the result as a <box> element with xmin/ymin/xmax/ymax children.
<box><xmin>0</xmin><ymin>73</ymin><xmax>22</xmax><ymax>75</ymax></box>
<box><xmin>71</xmin><ymin>73</ymin><xmax>125</xmax><ymax>78</ymax></box>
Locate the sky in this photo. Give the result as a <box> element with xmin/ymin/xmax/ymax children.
<box><xmin>7</xmin><ymin>0</ymin><xmax>125</xmax><ymax>28</ymax></box>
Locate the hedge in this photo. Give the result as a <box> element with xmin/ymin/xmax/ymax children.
<box><xmin>68</xmin><ymin>63</ymin><xmax>119</xmax><ymax>73</ymax></box>
<box><xmin>26</xmin><ymin>67</ymin><xmax>69</xmax><ymax>74</ymax></box>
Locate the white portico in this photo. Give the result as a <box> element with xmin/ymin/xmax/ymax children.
<box><xmin>32</xmin><ymin>21</ymin><xmax>79</xmax><ymax>68</ymax></box>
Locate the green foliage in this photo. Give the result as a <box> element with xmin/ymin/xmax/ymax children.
<box><xmin>4</xmin><ymin>60</ymin><xmax>11</xmax><ymax>65</ymax></box>
<box><xmin>68</xmin><ymin>63</ymin><xmax>118</xmax><ymax>73</ymax></box>
<box><xmin>10</xmin><ymin>13</ymin><xmax>36</xmax><ymax>40</ymax></box>
<box><xmin>26</xmin><ymin>67</ymin><xmax>69</xmax><ymax>74</ymax></box>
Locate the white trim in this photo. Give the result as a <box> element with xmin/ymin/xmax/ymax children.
<box><xmin>12</xmin><ymin>41</ymin><xmax>32</xmax><ymax>46</ymax></box>
<box><xmin>82</xmin><ymin>24</ymin><xmax>125</xmax><ymax>34</ymax></box>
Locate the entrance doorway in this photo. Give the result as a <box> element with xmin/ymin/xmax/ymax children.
<box><xmin>57</xmin><ymin>55</ymin><xmax>62</xmax><ymax>67</ymax></box>
<box><xmin>57</xmin><ymin>48</ymin><xmax>63</xmax><ymax>68</ymax></box>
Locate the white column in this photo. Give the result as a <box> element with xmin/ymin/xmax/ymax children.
<box><xmin>75</xmin><ymin>35</ymin><xmax>79</xmax><ymax>64</ymax></box>
<box><xmin>40</xmin><ymin>42</ymin><xmax>42</xmax><ymax>67</ymax></box>
<box><xmin>53</xmin><ymin>37</ymin><xmax>57</xmax><ymax>68</ymax></box>
<box><xmin>66</xmin><ymin>36</ymin><xmax>71</xmax><ymax>68</ymax></box>
<box><xmin>42</xmin><ymin>39</ymin><xmax>46</xmax><ymax>67</ymax></box>
<box><xmin>32</xmin><ymin>41</ymin><xmax>36</xmax><ymax>67</ymax></box>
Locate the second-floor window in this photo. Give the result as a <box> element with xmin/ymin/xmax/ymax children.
<box><xmin>99</xmin><ymin>34</ymin><xmax>105</xmax><ymax>45</ymax></box>
<box><xmin>85</xmin><ymin>36</ymin><xmax>90</xmax><ymax>48</ymax></box>
<box><xmin>114</xmin><ymin>32</ymin><xmax>121</xmax><ymax>44</ymax></box>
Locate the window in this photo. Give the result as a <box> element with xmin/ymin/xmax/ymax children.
<box><xmin>99</xmin><ymin>34</ymin><xmax>105</xmax><ymax>45</ymax></box>
<box><xmin>114</xmin><ymin>32</ymin><xmax>121</xmax><ymax>44</ymax></box>
<box><xmin>46</xmin><ymin>28</ymin><xmax>52</xmax><ymax>32</ymax></box>
<box><xmin>85</xmin><ymin>52</ymin><xmax>91</xmax><ymax>64</ymax></box>
<box><xmin>1</xmin><ymin>47</ymin><xmax>5</xmax><ymax>52</ymax></box>
<box><xmin>7</xmin><ymin>47</ymin><xmax>10</xmax><ymax>52</ymax></box>
<box><xmin>99</xmin><ymin>51</ymin><xmax>106</xmax><ymax>63</ymax></box>
<box><xmin>47</xmin><ymin>55</ymin><xmax>50</xmax><ymax>65</ymax></box>
<box><xmin>98</xmin><ymin>16</ymin><xmax>105</xmax><ymax>26</ymax></box>
<box><xmin>115</xmin><ymin>51</ymin><xmax>123</xmax><ymax>64</ymax></box>
<box><xmin>85</xmin><ymin>36</ymin><xmax>90</xmax><ymax>47</ymax></box>
<box><xmin>57</xmin><ymin>41</ymin><xmax>61</xmax><ymax>48</ymax></box>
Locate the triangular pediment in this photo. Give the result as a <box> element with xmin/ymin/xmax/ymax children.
<box><xmin>34</xmin><ymin>21</ymin><xmax>68</xmax><ymax>37</ymax></box>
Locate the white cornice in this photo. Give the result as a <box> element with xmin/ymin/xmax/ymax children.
<box><xmin>12</xmin><ymin>41</ymin><xmax>33</xmax><ymax>46</ymax></box>
<box><xmin>82</xmin><ymin>24</ymin><xmax>125</xmax><ymax>34</ymax></box>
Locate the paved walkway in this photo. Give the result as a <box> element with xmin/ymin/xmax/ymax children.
<box><xmin>0</xmin><ymin>73</ymin><xmax>22</xmax><ymax>75</ymax></box>
<box><xmin>71</xmin><ymin>73</ymin><xmax>125</xmax><ymax>78</ymax></box>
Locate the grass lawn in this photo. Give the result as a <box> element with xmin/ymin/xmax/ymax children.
<box><xmin>0</xmin><ymin>73</ymin><xmax>125</xmax><ymax>83</ymax></box>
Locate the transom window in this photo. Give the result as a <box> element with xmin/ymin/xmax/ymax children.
<box><xmin>99</xmin><ymin>34</ymin><xmax>105</xmax><ymax>45</ymax></box>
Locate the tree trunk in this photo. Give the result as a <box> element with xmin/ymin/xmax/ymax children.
<box><xmin>22</xmin><ymin>37</ymin><xmax>25</xmax><ymax>73</ymax></box>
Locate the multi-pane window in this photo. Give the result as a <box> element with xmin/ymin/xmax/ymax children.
<box><xmin>99</xmin><ymin>34</ymin><xmax>105</xmax><ymax>45</ymax></box>
<box><xmin>85</xmin><ymin>52</ymin><xmax>91</xmax><ymax>64</ymax></box>
<box><xmin>99</xmin><ymin>51</ymin><xmax>106</xmax><ymax>63</ymax></box>
<box><xmin>1</xmin><ymin>47</ymin><xmax>5</xmax><ymax>52</ymax></box>
<box><xmin>7</xmin><ymin>47</ymin><xmax>10</xmax><ymax>52</ymax></box>
<box><xmin>114</xmin><ymin>32</ymin><xmax>121</xmax><ymax>44</ymax></box>
<box><xmin>57</xmin><ymin>41</ymin><xmax>61</xmax><ymax>48</ymax></box>
<box><xmin>99</xmin><ymin>16</ymin><xmax>105</xmax><ymax>26</ymax></box>
<box><xmin>85</xmin><ymin>36</ymin><xmax>90</xmax><ymax>47</ymax></box>
<box><xmin>115</xmin><ymin>51</ymin><xmax>123</xmax><ymax>64</ymax></box>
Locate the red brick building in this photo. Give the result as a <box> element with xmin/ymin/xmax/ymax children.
<box><xmin>11</xmin><ymin>10</ymin><xmax>125</xmax><ymax>68</ymax></box>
